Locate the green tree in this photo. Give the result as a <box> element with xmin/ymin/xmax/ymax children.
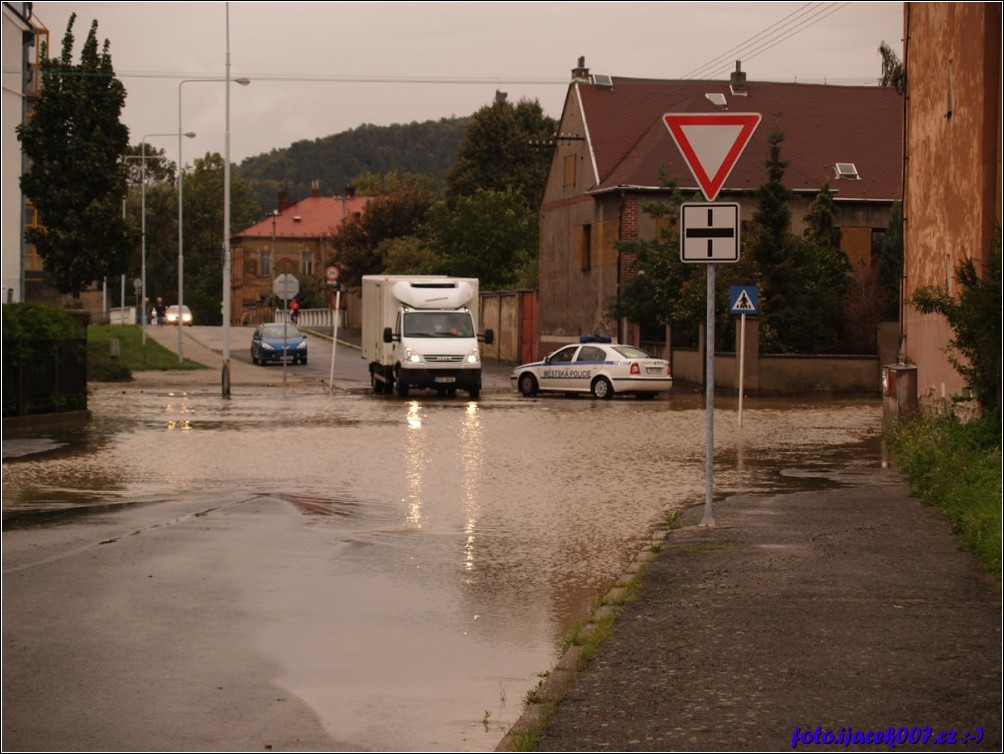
<box><xmin>803</xmin><ymin>182</ymin><xmax>842</xmax><ymax>251</ymax></box>
<box><xmin>381</xmin><ymin>236</ymin><xmax>440</xmax><ymax>276</ymax></box>
<box><xmin>878</xmin><ymin>201</ymin><xmax>904</xmax><ymax>320</ymax></box>
<box><xmin>17</xmin><ymin>14</ymin><xmax>132</xmax><ymax>295</ymax></box>
<box><xmin>350</xmin><ymin>170</ymin><xmax>439</xmax><ymax>198</ymax></box>
<box><xmin>446</xmin><ymin>97</ymin><xmax>555</xmax><ymax>209</ymax></box>
<box><xmin>879</xmin><ymin>41</ymin><xmax>906</xmax><ymax>95</ymax></box>
<box><xmin>913</xmin><ymin>229</ymin><xmax>1002</xmax><ymax>412</ymax></box>
<box><xmin>181</xmin><ymin>153</ymin><xmax>261</xmax><ymax>325</ymax></box>
<box><xmin>423</xmin><ymin>188</ymin><xmax>538</xmax><ymax>290</ymax></box>
<box><xmin>331</xmin><ymin>185</ymin><xmax>438</xmax><ymax>285</ymax></box>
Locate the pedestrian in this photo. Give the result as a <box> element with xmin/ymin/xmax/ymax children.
<box><xmin>154</xmin><ymin>297</ymin><xmax>167</xmax><ymax>326</ymax></box>
<box><xmin>290</xmin><ymin>298</ymin><xmax>300</xmax><ymax>325</ymax></box>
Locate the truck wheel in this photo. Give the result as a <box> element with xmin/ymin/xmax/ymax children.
<box><xmin>469</xmin><ymin>386</ymin><xmax>480</xmax><ymax>400</ymax></box>
<box><xmin>397</xmin><ymin>378</ymin><xmax>409</xmax><ymax>398</ymax></box>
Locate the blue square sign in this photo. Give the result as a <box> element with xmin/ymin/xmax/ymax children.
<box><xmin>729</xmin><ymin>285</ymin><xmax>759</xmax><ymax>315</ymax></box>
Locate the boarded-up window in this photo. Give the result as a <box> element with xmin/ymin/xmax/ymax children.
<box><xmin>840</xmin><ymin>226</ymin><xmax>872</xmax><ymax>269</ymax></box>
<box><xmin>564</xmin><ymin>155</ymin><xmax>576</xmax><ymax>188</ymax></box>
<box><xmin>595</xmin><ymin>219</ymin><xmax>620</xmax><ymax>266</ymax></box>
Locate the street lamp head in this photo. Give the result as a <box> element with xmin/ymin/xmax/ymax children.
<box><xmin>183</xmin><ymin>132</ymin><xmax>196</xmax><ymax>139</ymax></box>
<box><xmin>235</xmin><ymin>78</ymin><xmax>251</xmax><ymax>86</ymax></box>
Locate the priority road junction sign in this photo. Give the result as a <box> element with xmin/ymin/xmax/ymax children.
<box><xmin>663</xmin><ymin>112</ymin><xmax>762</xmax><ymax>202</ymax></box>
<box><xmin>681</xmin><ymin>203</ymin><xmax>740</xmax><ymax>263</ymax></box>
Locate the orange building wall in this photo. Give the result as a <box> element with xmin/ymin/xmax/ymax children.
<box><xmin>902</xmin><ymin>2</ymin><xmax>1002</xmax><ymax>400</ymax></box>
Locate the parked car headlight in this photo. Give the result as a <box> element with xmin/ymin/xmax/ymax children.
<box><xmin>405</xmin><ymin>347</ymin><xmax>423</xmax><ymax>364</ymax></box>
<box><xmin>466</xmin><ymin>348</ymin><xmax>480</xmax><ymax>364</ymax></box>
<box><xmin>261</xmin><ymin>342</ymin><xmax>274</xmax><ymax>350</ymax></box>
<box><xmin>296</xmin><ymin>340</ymin><xmax>307</xmax><ymax>350</ymax></box>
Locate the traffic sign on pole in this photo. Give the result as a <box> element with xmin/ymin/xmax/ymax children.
<box><xmin>663</xmin><ymin>113</ymin><xmax>762</xmax><ymax>201</ymax></box>
<box><xmin>729</xmin><ymin>285</ymin><xmax>760</xmax><ymax>315</ymax></box>
<box><xmin>681</xmin><ymin>203</ymin><xmax>740</xmax><ymax>262</ymax></box>
<box><xmin>273</xmin><ymin>273</ymin><xmax>299</xmax><ymax>301</ymax></box>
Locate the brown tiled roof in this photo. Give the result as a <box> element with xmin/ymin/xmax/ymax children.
<box><xmin>578</xmin><ymin>78</ymin><xmax>903</xmax><ymax>200</ymax></box>
<box><xmin>233</xmin><ymin>195</ymin><xmax>372</xmax><ymax>239</ymax></box>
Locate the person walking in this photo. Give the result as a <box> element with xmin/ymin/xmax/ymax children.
<box><xmin>290</xmin><ymin>298</ymin><xmax>300</xmax><ymax>325</ymax></box>
<box><xmin>154</xmin><ymin>297</ymin><xmax>167</xmax><ymax>326</ymax></box>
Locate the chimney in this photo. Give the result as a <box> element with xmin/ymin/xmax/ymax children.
<box><xmin>278</xmin><ymin>190</ymin><xmax>290</xmax><ymax>212</ymax></box>
<box><xmin>730</xmin><ymin>61</ymin><xmax>747</xmax><ymax>94</ymax></box>
<box><xmin>495</xmin><ymin>89</ymin><xmax>507</xmax><ymax>104</ymax></box>
<box><xmin>311</xmin><ymin>179</ymin><xmax>321</xmax><ymax>198</ymax></box>
<box><xmin>572</xmin><ymin>56</ymin><xmax>590</xmax><ymax>82</ymax></box>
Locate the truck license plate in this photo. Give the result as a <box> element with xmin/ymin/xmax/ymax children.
<box><xmin>434</xmin><ymin>376</ymin><xmax>456</xmax><ymax>384</ymax></box>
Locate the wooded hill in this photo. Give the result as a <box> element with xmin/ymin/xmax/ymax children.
<box><xmin>234</xmin><ymin>117</ymin><xmax>470</xmax><ymax>211</ymax></box>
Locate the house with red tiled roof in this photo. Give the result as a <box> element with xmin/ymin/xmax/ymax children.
<box><xmin>230</xmin><ymin>184</ymin><xmax>371</xmax><ymax>324</ymax></box>
<box><xmin>539</xmin><ymin>59</ymin><xmax>904</xmax><ymax>348</ymax></box>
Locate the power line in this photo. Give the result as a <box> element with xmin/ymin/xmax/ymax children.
<box><xmin>681</xmin><ymin>2</ymin><xmax>821</xmax><ymax>79</ymax></box>
<box><xmin>699</xmin><ymin>3</ymin><xmax>850</xmax><ymax>80</ymax></box>
<box><xmin>681</xmin><ymin>2</ymin><xmax>850</xmax><ymax>81</ymax></box>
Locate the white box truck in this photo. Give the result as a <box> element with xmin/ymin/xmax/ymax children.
<box><xmin>361</xmin><ymin>275</ymin><xmax>494</xmax><ymax>399</ymax></box>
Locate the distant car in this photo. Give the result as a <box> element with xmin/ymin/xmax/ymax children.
<box><xmin>511</xmin><ymin>339</ymin><xmax>672</xmax><ymax>399</ymax></box>
<box><xmin>251</xmin><ymin>323</ymin><xmax>308</xmax><ymax>365</ymax></box>
<box><xmin>165</xmin><ymin>305</ymin><xmax>193</xmax><ymax>326</ymax></box>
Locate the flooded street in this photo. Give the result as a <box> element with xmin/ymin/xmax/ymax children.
<box><xmin>3</xmin><ymin>383</ymin><xmax>883</xmax><ymax>751</ymax></box>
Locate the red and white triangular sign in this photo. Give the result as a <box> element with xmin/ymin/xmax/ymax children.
<box><xmin>663</xmin><ymin>113</ymin><xmax>761</xmax><ymax>201</ymax></box>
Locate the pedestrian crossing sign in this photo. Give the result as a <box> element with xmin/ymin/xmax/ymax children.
<box><xmin>729</xmin><ymin>285</ymin><xmax>759</xmax><ymax>315</ymax></box>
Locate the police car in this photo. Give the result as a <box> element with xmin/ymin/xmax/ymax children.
<box><xmin>511</xmin><ymin>337</ymin><xmax>672</xmax><ymax>399</ymax></box>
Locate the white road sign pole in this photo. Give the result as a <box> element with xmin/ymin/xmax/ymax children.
<box><xmin>328</xmin><ymin>287</ymin><xmax>341</xmax><ymax>392</ymax></box>
<box><xmin>738</xmin><ymin>313</ymin><xmax>747</xmax><ymax>428</ymax></box>
<box><xmin>702</xmin><ymin>263</ymin><xmax>716</xmax><ymax>527</ymax></box>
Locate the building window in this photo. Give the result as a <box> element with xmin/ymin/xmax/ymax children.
<box><xmin>564</xmin><ymin>155</ymin><xmax>576</xmax><ymax>188</ymax></box>
<box><xmin>301</xmin><ymin>252</ymin><xmax>314</xmax><ymax>277</ymax></box>
<box><xmin>260</xmin><ymin>250</ymin><xmax>271</xmax><ymax>277</ymax></box>
<box><xmin>870</xmin><ymin>228</ymin><xmax>887</xmax><ymax>265</ymax></box>
<box><xmin>578</xmin><ymin>224</ymin><xmax>592</xmax><ymax>271</ymax></box>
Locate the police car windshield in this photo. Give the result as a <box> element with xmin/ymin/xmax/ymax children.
<box><xmin>403</xmin><ymin>311</ymin><xmax>474</xmax><ymax>338</ymax></box>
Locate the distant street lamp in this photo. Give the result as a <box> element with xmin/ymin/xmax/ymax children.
<box><xmin>139</xmin><ymin>132</ymin><xmax>195</xmax><ymax>346</ymax></box>
<box><xmin>177</xmin><ymin>76</ymin><xmax>250</xmax><ymax>362</ymax></box>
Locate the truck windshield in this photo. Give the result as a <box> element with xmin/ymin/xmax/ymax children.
<box><xmin>403</xmin><ymin>311</ymin><xmax>475</xmax><ymax>338</ymax></box>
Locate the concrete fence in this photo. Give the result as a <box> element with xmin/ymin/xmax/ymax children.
<box><xmin>663</xmin><ymin>319</ymin><xmax>899</xmax><ymax>395</ymax></box>
<box><xmin>274</xmin><ymin>308</ymin><xmax>346</xmax><ymax>328</ymax></box>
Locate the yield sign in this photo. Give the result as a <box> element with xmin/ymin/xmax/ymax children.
<box><xmin>663</xmin><ymin>113</ymin><xmax>761</xmax><ymax>201</ymax></box>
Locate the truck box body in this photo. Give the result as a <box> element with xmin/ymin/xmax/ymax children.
<box><xmin>361</xmin><ymin>275</ymin><xmax>489</xmax><ymax>398</ymax></box>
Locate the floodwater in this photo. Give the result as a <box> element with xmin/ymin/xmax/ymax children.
<box><xmin>2</xmin><ymin>384</ymin><xmax>884</xmax><ymax>750</ymax></box>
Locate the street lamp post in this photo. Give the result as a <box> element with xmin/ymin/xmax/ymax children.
<box><xmin>177</xmin><ymin>76</ymin><xmax>250</xmax><ymax>363</ymax></box>
<box><xmin>139</xmin><ymin>132</ymin><xmax>194</xmax><ymax>346</ymax></box>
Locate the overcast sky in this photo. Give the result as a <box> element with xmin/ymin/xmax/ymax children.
<box><xmin>31</xmin><ymin>2</ymin><xmax>904</xmax><ymax>166</ymax></box>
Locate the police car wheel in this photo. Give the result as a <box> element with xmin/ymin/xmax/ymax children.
<box><xmin>518</xmin><ymin>373</ymin><xmax>539</xmax><ymax>397</ymax></box>
<box><xmin>591</xmin><ymin>376</ymin><xmax>613</xmax><ymax>400</ymax></box>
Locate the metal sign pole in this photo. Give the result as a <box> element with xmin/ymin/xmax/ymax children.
<box><xmin>738</xmin><ymin>312</ymin><xmax>747</xmax><ymax>427</ymax></box>
<box><xmin>328</xmin><ymin>287</ymin><xmax>341</xmax><ymax>392</ymax></box>
<box><xmin>702</xmin><ymin>263</ymin><xmax>716</xmax><ymax>527</ymax></box>
<box><xmin>282</xmin><ymin>294</ymin><xmax>288</xmax><ymax>386</ymax></box>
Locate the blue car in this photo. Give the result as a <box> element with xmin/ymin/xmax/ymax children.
<box><xmin>251</xmin><ymin>323</ymin><xmax>308</xmax><ymax>365</ymax></box>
